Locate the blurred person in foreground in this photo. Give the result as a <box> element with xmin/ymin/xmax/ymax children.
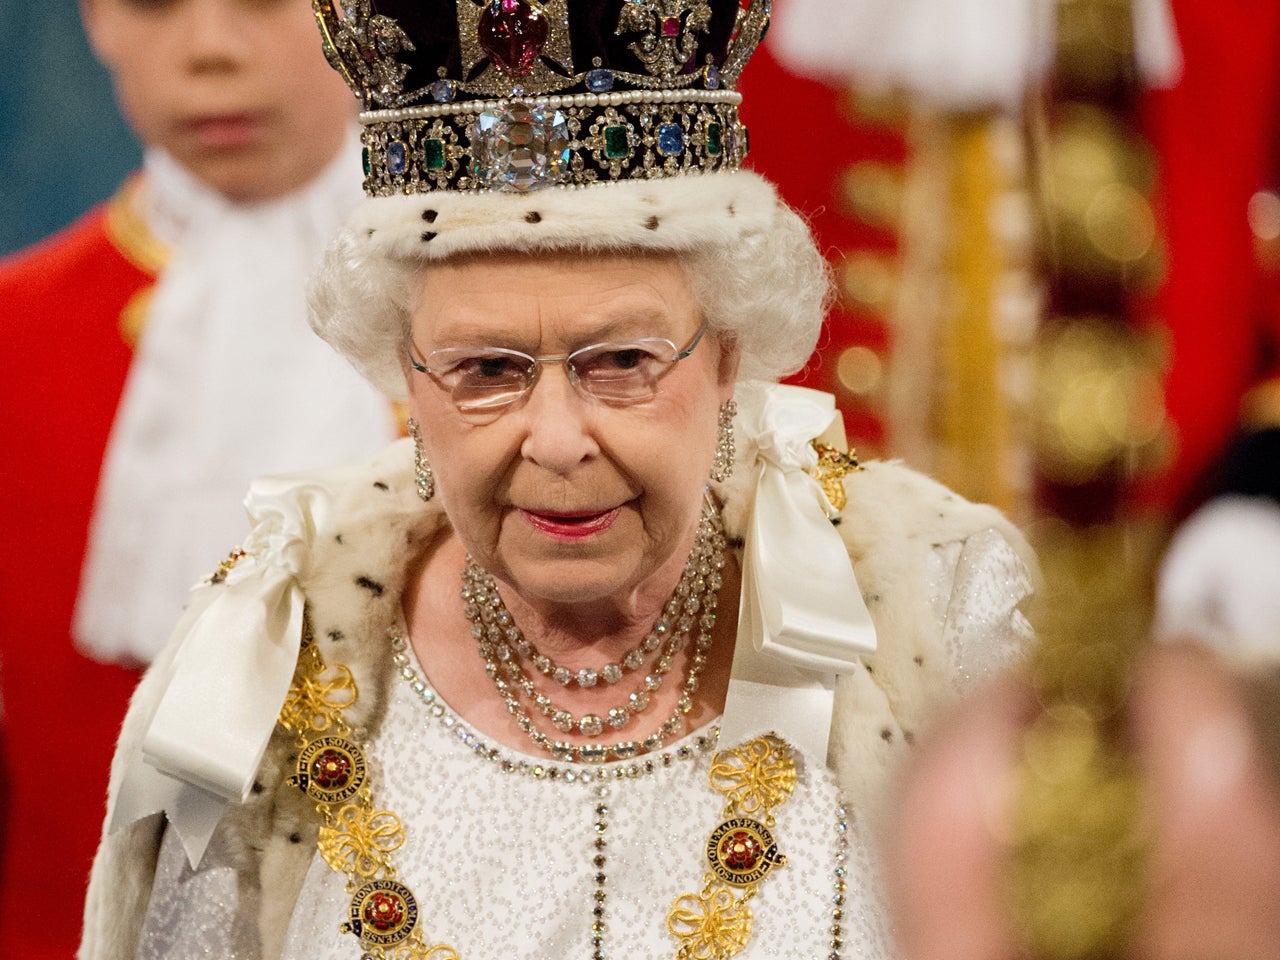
<box><xmin>885</xmin><ymin>640</ymin><xmax>1280</xmax><ymax>960</ymax></box>
<box><xmin>0</xmin><ymin>1</ymin><xmax>394</xmax><ymax>955</ymax></box>
<box><xmin>79</xmin><ymin>2</ymin><xmax>1039</xmax><ymax>958</ymax></box>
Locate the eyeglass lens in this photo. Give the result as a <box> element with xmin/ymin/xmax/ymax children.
<box><xmin>433</xmin><ymin>339</ymin><xmax>680</xmax><ymax>411</ymax></box>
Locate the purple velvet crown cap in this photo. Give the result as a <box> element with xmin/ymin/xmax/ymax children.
<box><xmin>315</xmin><ymin>1</ymin><xmax>770</xmax><ymax>195</ymax></box>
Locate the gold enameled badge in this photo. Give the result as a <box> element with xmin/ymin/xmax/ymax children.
<box><xmin>706</xmin><ymin>817</ymin><xmax>786</xmax><ymax>886</ymax></box>
<box><xmin>346</xmin><ymin>879</ymin><xmax>419</xmax><ymax>945</ymax></box>
<box><xmin>290</xmin><ymin>736</ymin><xmax>368</xmax><ymax>804</ymax></box>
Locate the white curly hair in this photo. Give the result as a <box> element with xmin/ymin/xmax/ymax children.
<box><xmin>308</xmin><ymin>170</ymin><xmax>830</xmax><ymax>401</ymax></box>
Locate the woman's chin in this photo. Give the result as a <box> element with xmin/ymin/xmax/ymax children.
<box><xmin>497</xmin><ymin>555</ymin><xmax>640</xmax><ymax>609</ymax></box>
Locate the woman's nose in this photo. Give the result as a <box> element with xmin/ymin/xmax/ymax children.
<box><xmin>517</xmin><ymin>363</ymin><xmax>600</xmax><ymax>474</ymax></box>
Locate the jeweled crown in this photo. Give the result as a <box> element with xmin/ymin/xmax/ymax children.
<box><xmin>313</xmin><ymin>0</ymin><xmax>771</xmax><ymax>195</ymax></box>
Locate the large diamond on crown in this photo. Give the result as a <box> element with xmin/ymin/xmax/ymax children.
<box><xmin>470</xmin><ymin>100</ymin><xmax>571</xmax><ymax>192</ymax></box>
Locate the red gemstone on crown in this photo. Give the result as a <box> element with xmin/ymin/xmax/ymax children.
<box><xmin>479</xmin><ymin>0</ymin><xmax>549</xmax><ymax>78</ymax></box>
<box><xmin>662</xmin><ymin>16</ymin><xmax>681</xmax><ymax>37</ymax></box>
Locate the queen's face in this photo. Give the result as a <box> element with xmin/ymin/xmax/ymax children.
<box><xmin>405</xmin><ymin>252</ymin><xmax>738</xmax><ymax>613</ymax></box>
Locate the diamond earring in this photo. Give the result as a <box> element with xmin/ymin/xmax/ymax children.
<box><xmin>709</xmin><ymin>399</ymin><xmax>737</xmax><ymax>484</ymax></box>
<box><xmin>407</xmin><ymin>418</ymin><xmax>435</xmax><ymax>502</ymax></box>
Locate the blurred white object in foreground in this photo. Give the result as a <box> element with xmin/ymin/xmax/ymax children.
<box><xmin>1156</xmin><ymin>496</ymin><xmax>1280</xmax><ymax>660</ymax></box>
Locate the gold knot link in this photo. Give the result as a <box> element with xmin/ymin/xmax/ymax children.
<box><xmin>807</xmin><ymin>441</ymin><xmax>861</xmax><ymax>514</ymax></box>
<box><xmin>318</xmin><ymin>804</ymin><xmax>405</xmax><ymax>878</ymax></box>
<box><xmin>279</xmin><ymin>665</ymin><xmax>358</xmax><ymax>735</ymax></box>
<box><xmin>390</xmin><ymin>938</ymin><xmax>461</xmax><ymax>960</ymax></box>
<box><xmin>708</xmin><ymin>734</ymin><xmax>796</xmax><ymax>822</ymax></box>
<box><xmin>668</xmin><ymin>887</ymin><xmax>754</xmax><ymax>960</ymax></box>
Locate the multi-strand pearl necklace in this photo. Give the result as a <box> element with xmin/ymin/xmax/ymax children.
<box><xmin>461</xmin><ymin>499</ymin><xmax>727</xmax><ymax>763</ymax></box>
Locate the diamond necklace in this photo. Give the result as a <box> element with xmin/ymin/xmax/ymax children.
<box><xmin>462</xmin><ymin>498</ymin><xmax>727</xmax><ymax>762</ymax></box>
<box><xmin>492</xmin><ymin>544</ymin><xmax>715</xmax><ymax>689</ymax></box>
<box><xmin>501</xmin><ymin>605</ymin><xmax>667</xmax><ymax>689</ymax></box>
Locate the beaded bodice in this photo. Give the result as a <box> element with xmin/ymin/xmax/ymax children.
<box><xmin>278</xmin><ymin>642</ymin><xmax>893</xmax><ymax>960</ymax></box>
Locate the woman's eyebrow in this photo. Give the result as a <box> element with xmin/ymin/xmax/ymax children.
<box><xmin>423</xmin><ymin>306</ymin><xmax>681</xmax><ymax>349</ymax></box>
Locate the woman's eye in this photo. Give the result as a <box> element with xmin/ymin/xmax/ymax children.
<box><xmin>459</xmin><ymin>355</ymin><xmax>525</xmax><ymax>381</ymax></box>
<box><xmin>581</xmin><ymin>347</ymin><xmax>660</xmax><ymax>376</ymax></box>
<box><xmin>601</xmin><ymin>348</ymin><xmax>647</xmax><ymax>370</ymax></box>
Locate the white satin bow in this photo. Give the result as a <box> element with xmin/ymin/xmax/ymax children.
<box><xmin>721</xmin><ymin>385</ymin><xmax>877</xmax><ymax>759</ymax></box>
<box><xmin>109</xmin><ymin>471</ymin><xmax>344</xmax><ymax>866</ymax></box>
<box><xmin>742</xmin><ymin>385</ymin><xmax>877</xmax><ymax>668</ymax></box>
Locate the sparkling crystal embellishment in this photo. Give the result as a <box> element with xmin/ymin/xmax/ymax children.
<box><xmin>471</xmin><ymin>100</ymin><xmax>571</xmax><ymax>192</ymax></box>
<box><xmin>317</xmin><ymin>0</ymin><xmax>416</xmax><ymax>107</ymax></box>
<box><xmin>478</xmin><ymin>0</ymin><xmax>550</xmax><ymax>78</ymax></box>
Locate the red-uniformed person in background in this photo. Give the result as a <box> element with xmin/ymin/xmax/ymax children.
<box><xmin>0</xmin><ymin>3</ymin><xmax>396</xmax><ymax>957</ymax></box>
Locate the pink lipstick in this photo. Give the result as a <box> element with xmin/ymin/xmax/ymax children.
<box><xmin>521</xmin><ymin>507</ymin><xmax>620</xmax><ymax>542</ymax></box>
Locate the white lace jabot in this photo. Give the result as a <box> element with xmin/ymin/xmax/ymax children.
<box><xmin>74</xmin><ymin>133</ymin><xmax>395</xmax><ymax>666</ymax></box>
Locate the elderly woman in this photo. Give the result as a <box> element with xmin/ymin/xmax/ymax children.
<box><xmin>82</xmin><ymin>3</ymin><xmax>1035</xmax><ymax>959</ymax></box>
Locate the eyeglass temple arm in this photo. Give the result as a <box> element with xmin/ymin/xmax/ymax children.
<box><xmin>675</xmin><ymin>318</ymin><xmax>710</xmax><ymax>360</ymax></box>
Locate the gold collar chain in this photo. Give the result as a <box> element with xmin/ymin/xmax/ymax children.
<box><xmin>667</xmin><ymin>734</ymin><xmax>798</xmax><ymax>960</ymax></box>
<box><xmin>279</xmin><ymin>621</ymin><xmax>457</xmax><ymax>959</ymax></box>
<box><xmin>278</xmin><ymin>621</ymin><xmax>813</xmax><ymax>959</ymax></box>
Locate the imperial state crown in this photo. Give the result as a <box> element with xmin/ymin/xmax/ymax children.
<box><xmin>313</xmin><ymin>0</ymin><xmax>771</xmax><ymax>195</ymax></box>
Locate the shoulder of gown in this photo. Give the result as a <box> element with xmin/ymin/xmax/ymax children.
<box><xmin>826</xmin><ymin>457</ymin><xmax>1038</xmax><ymax>834</ymax></box>
<box><xmin>80</xmin><ymin>439</ymin><xmax>444</xmax><ymax>960</ymax></box>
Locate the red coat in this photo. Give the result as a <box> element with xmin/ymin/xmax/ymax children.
<box><xmin>1142</xmin><ymin>0</ymin><xmax>1280</xmax><ymax>511</ymax></box>
<box><xmin>0</xmin><ymin>184</ymin><xmax>158</xmax><ymax>960</ymax></box>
